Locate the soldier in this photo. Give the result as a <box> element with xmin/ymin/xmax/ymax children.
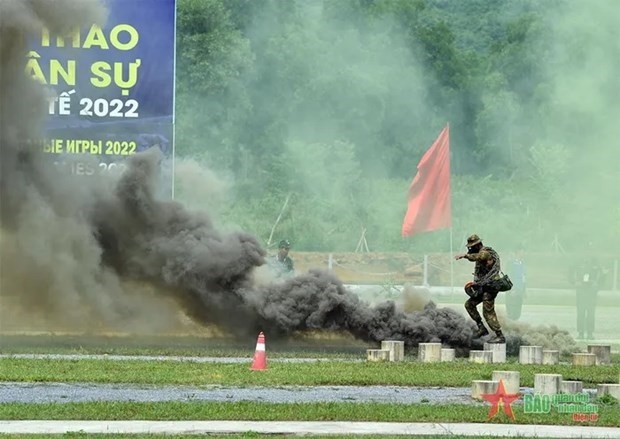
<box><xmin>269</xmin><ymin>239</ymin><xmax>295</xmax><ymax>278</ymax></box>
<box><xmin>455</xmin><ymin>234</ymin><xmax>505</xmax><ymax>343</ymax></box>
<box><xmin>572</xmin><ymin>259</ymin><xmax>604</xmax><ymax>340</ymax></box>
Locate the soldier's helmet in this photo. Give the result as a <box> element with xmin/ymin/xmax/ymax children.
<box><xmin>279</xmin><ymin>239</ymin><xmax>291</xmax><ymax>249</ymax></box>
<box><xmin>466</xmin><ymin>234</ymin><xmax>482</xmax><ymax>248</ymax></box>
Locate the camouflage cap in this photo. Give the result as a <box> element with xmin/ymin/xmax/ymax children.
<box><xmin>466</xmin><ymin>234</ymin><xmax>482</xmax><ymax>248</ymax></box>
<box><xmin>278</xmin><ymin>239</ymin><xmax>291</xmax><ymax>249</ymax></box>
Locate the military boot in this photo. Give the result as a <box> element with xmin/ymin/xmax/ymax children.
<box><xmin>487</xmin><ymin>331</ymin><xmax>506</xmax><ymax>344</ymax></box>
<box><xmin>474</xmin><ymin>323</ymin><xmax>489</xmax><ymax>338</ymax></box>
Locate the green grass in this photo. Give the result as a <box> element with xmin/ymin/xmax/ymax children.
<box><xmin>1</xmin><ymin>343</ymin><xmax>617</xmax><ymax>364</ymax></box>
<box><xmin>1</xmin><ymin>358</ymin><xmax>618</xmax><ymax>387</ymax></box>
<box><xmin>0</xmin><ymin>346</ymin><xmax>364</xmax><ymax>359</ymax></box>
<box><xmin>0</xmin><ymin>334</ymin><xmax>369</xmax><ymax>358</ymax></box>
<box><xmin>0</xmin><ymin>401</ymin><xmax>617</xmax><ymax>426</ymax></box>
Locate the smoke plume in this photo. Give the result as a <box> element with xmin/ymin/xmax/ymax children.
<box><xmin>0</xmin><ymin>0</ymin><xmax>481</xmax><ymax>352</ymax></box>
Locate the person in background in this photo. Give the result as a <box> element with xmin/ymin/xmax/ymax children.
<box><xmin>269</xmin><ymin>239</ymin><xmax>295</xmax><ymax>278</ymax></box>
<box><xmin>455</xmin><ymin>234</ymin><xmax>506</xmax><ymax>343</ymax></box>
<box><xmin>572</xmin><ymin>258</ymin><xmax>605</xmax><ymax>340</ymax></box>
<box><xmin>505</xmin><ymin>250</ymin><xmax>526</xmax><ymax>320</ymax></box>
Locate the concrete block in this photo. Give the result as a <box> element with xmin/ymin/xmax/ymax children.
<box><xmin>572</xmin><ymin>353</ymin><xmax>596</xmax><ymax>366</ymax></box>
<box><xmin>542</xmin><ymin>350</ymin><xmax>560</xmax><ymax>365</ymax></box>
<box><xmin>484</xmin><ymin>343</ymin><xmax>506</xmax><ymax>363</ymax></box>
<box><xmin>471</xmin><ymin>380</ymin><xmax>498</xmax><ymax>400</ymax></box>
<box><xmin>534</xmin><ymin>373</ymin><xmax>562</xmax><ymax>395</ymax></box>
<box><xmin>587</xmin><ymin>345</ymin><xmax>611</xmax><ymax>365</ymax></box>
<box><xmin>560</xmin><ymin>381</ymin><xmax>583</xmax><ymax>394</ymax></box>
<box><xmin>440</xmin><ymin>348</ymin><xmax>455</xmax><ymax>362</ymax></box>
<box><xmin>491</xmin><ymin>370</ymin><xmax>520</xmax><ymax>394</ymax></box>
<box><xmin>418</xmin><ymin>343</ymin><xmax>442</xmax><ymax>363</ymax></box>
<box><xmin>367</xmin><ymin>349</ymin><xmax>390</xmax><ymax>362</ymax></box>
<box><xmin>519</xmin><ymin>346</ymin><xmax>543</xmax><ymax>364</ymax></box>
<box><xmin>597</xmin><ymin>384</ymin><xmax>620</xmax><ymax>400</ymax></box>
<box><xmin>381</xmin><ymin>340</ymin><xmax>405</xmax><ymax>362</ymax></box>
<box><xmin>469</xmin><ymin>350</ymin><xmax>493</xmax><ymax>364</ymax></box>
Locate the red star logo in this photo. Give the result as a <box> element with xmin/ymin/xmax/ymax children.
<box><xmin>481</xmin><ymin>379</ymin><xmax>520</xmax><ymax>420</ymax></box>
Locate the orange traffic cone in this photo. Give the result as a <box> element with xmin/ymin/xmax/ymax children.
<box><xmin>250</xmin><ymin>331</ymin><xmax>267</xmax><ymax>370</ymax></box>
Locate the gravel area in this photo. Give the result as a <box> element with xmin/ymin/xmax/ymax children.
<box><xmin>0</xmin><ymin>382</ymin><xmax>476</xmax><ymax>405</ymax></box>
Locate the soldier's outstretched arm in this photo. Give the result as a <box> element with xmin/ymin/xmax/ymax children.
<box><xmin>464</xmin><ymin>253</ymin><xmax>483</xmax><ymax>262</ymax></box>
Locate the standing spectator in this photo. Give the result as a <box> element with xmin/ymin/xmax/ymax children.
<box><xmin>572</xmin><ymin>259</ymin><xmax>604</xmax><ymax>340</ymax></box>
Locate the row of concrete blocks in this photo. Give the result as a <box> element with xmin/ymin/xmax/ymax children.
<box><xmin>471</xmin><ymin>344</ymin><xmax>613</xmax><ymax>365</ymax></box>
<box><xmin>519</xmin><ymin>344</ymin><xmax>611</xmax><ymax>366</ymax></box>
<box><xmin>366</xmin><ymin>341</ymin><xmax>506</xmax><ymax>363</ymax></box>
<box><xmin>472</xmin><ymin>371</ymin><xmax>620</xmax><ymax>401</ymax></box>
<box><xmin>367</xmin><ymin>341</ymin><xmax>612</xmax><ymax>365</ymax></box>
<box><xmin>369</xmin><ymin>342</ymin><xmax>508</xmax><ymax>363</ymax></box>
<box><xmin>367</xmin><ymin>341</ymin><xmax>406</xmax><ymax>362</ymax></box>
<box><xmin>366</xmin><ymin>341</ymin><xmax>456</xmax><ymax>363</ymax></box>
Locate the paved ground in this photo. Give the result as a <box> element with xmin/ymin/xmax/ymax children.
<box><xmin>0</xmin><ymin>382</ymin><xmax>478</xmax><ymax>405</ymax></box>
<box><xmin>1</xmin><ymin>420</ymin><xmax>619</xmax><ymax>437</ymax></box>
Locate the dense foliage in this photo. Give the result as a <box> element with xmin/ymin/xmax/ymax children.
<box><xmin>173</xmin><ymin>0</ymin><xmax>620</xmax><ymax>254</ymax></box>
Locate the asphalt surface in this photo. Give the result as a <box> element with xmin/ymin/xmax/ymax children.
<box><xmin>0</xmin><ymin>382</ymin><xmax>475</xmax><ymax>405</ymax></box>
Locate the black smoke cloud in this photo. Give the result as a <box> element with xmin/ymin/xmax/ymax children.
<box><xmin>0</xmin><ymin>0</ymin><xmax>478</xmax><ymax>351</ymax></box>
<box><xmin>95</xmin><ymin>149</ymin><xmax>478</xmax><ymax>350</ymax></box>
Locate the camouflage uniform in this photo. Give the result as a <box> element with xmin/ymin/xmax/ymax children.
<box><xmin>457</xmin><ymin>234</ymin><xmax>505</xmax><ymax>342</ymax></box>
<box><xmin>270</xmin><ymin>254</ymin><xmax>294</xmax><ymax>277</ymax></box>
<box><xmin>463</xmin><ymin>247</ymin><xmax>502</xmax><ymax>333</ymax></box>
<box><xmin>269</xmin><ymin>239</ymin><xmax>295</xmax><ymax>278</ymax></box>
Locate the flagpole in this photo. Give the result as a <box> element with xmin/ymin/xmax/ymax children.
<box><xmin>447</xmin><ymin>121</ymin><xmax>454</xmax><ymax>300</ymax></box>
<box><xmin>450</xmin><ymin>226</ymin><xmax>454</xmax><ymax>301</ymax></box>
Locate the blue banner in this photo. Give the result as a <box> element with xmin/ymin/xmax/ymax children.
<box><xmin>27</xmin><ymin>0</ymin><xmax>176</xmax><ymax>197</ymax></box>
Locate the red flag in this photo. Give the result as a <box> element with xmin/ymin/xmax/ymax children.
<box><xmin>401</xmin><ymin>125</ymin><xmax>451</xmax><ymax>237</ymax></box>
